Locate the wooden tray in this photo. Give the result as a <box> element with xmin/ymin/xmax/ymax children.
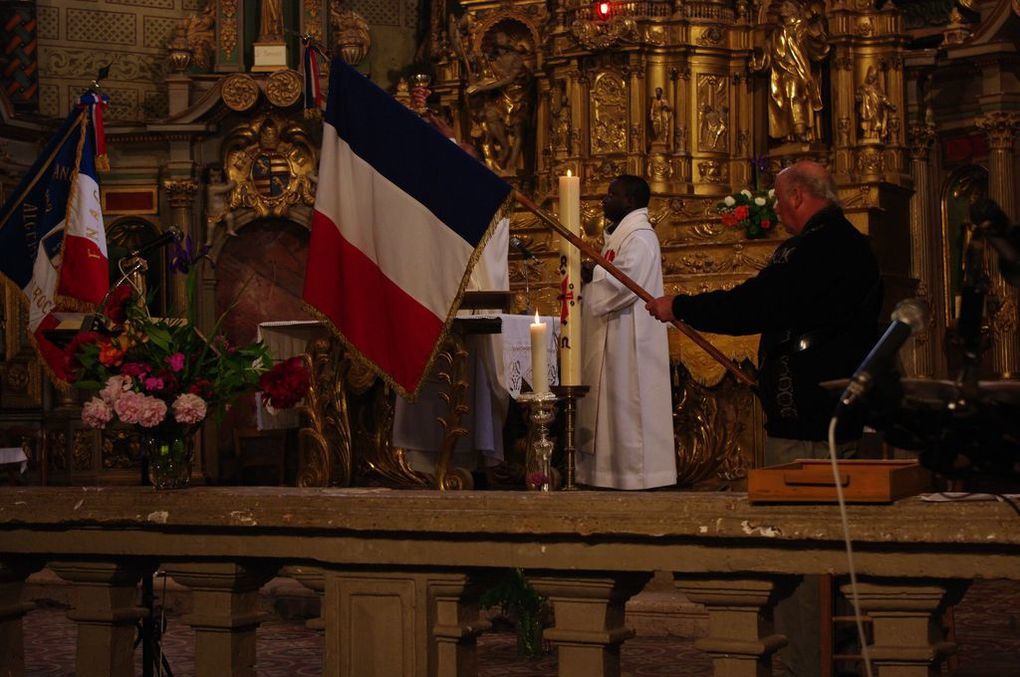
<box><xmin>747</xmin><ymin>459</ymin><xmax>931</xmax><ymax>504</ymax></box>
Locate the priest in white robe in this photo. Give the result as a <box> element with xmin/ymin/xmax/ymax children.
<box><xmin>577</xmin><ymin>175</ymin><xmax>676</xmax><ymax>490</ymax></box>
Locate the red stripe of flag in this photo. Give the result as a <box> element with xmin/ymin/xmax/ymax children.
<box><xmin>303</xmin><ymin>210</ymin><xmax>442</xmax><ymax>393</ymax></box>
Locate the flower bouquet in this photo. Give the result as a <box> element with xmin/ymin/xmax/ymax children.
<box><xmin>67</xmin><ymin>236</ymin><xmax>310</xmax><ymax>488</ymax></box>
<box><xmin>716</xmin><ymin>188</ymin><xmax>777</xmax><ymax>239</ymax></box>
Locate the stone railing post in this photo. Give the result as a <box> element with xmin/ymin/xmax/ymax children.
<box><xmin>49</xmin><ymin>561</ymin><xmax>151</xmax><ymax>677</ymax></box>
<box><xmin>528</xmin><ymin>571</ymin><xmax>651</xmax><ymax>677</ymax></box>
<box><xmin>675</xmin><ymin>576</ymin><xmax>790</xmax><ymax>677</ymax></box>
<box><xmin>163</xmin><ymin>562</ymin><xmax>277</xmax><ymax>677</ymax></box>
<box><xmin>841</xmin><ymin>579</ymin><xmax>968</xmax><ymax>677</ymax></box>
<box><xmin>0</xmin><ymin>559</ymin><xmax>42</xmax><ymax>677</ymax></box>
<box><xmin>323</xmin><ymin>570</ymin><xmax>491</xmax><ymax>676</ymax></box>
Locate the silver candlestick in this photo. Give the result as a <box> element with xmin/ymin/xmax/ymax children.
<box><xmin>517</xmin><ymin>391</ymin><xmax>558</xmax><ymax>491</ymax></box>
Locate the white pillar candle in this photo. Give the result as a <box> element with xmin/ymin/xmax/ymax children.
<box><xmin>530</xmin><ymin>311</ymin><xmax>549</xmax><ymax>394</ymax></box>
<box><xmin>558</xmin><ymin>170</ymin><xmax>582</xmax><ymax>386</ymax></box>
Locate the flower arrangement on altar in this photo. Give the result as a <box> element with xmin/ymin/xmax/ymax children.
<box><xmin>66</xmin><ymin>236</ymin><xmax>310</xmax><ymax>488</ymax></box>
<box><xmin>716</xmin><ymin>188</ymin><xmax>777</xmax><ymax>240</ymax></box>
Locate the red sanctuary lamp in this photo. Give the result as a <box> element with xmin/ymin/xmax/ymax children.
<box><xmin>595</xmin><ymin>1</ymin><xmax>612</xmax><ymax>19</ymax></box>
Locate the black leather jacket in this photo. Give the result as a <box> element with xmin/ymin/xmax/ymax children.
<box><xmin>672</xmin><ymin>205</ymin><xmax>882</xmax><ymax>440</ymax></box>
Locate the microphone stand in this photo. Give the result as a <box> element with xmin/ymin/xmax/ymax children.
<box><xmin>80</xmin><ymin>256</ymin><xmax>150</xmax><ymax>333</ymax></box>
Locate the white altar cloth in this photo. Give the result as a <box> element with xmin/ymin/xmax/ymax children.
<box><xmin>0</xmin><ymin>447</ymin><xmax>28</xmax><ymax>474</ymax></box>
<box><xmin>393</xmin><ymin>313</ymin><xmax>559</xmax><ymax>466</ymax></box>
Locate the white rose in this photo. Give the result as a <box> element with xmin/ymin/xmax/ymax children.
<box><xmin>741</xmin><ymin>189</ymin><xmax>752</xmax><ymax>198</ymax></box>
<box><xmin>754</xmin><ymin>197</ymin><xmax>766</xmax><ymax>206</ymax></box>
<box><xmin>723</xmin><ymin>195</ymin><xmax>736</xmax><ymax>207</ymax></box>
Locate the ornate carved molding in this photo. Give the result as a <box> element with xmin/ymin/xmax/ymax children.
<box><xmin>163</xmin><ymin>179</ymin><xmax>200</xmax><ymax>208</ymax></box>
<box><xmin>221</xmin><ymin>73</ymin><xmax>260</xmax><ymax>112</ymax></box>
<box><xmin>908</xmin><ymin>122</ymin><xmax>937</xmax><ymax>160</ymax></box>
<box><xmin>265</xmin><ymin>69</ymin><xmax>302</xmax><ymax>108</ymax></box>
<box><xmin>977</xmin><ymin>111</ymin><xmax>1020</xmax><ymax>150</ymax></box>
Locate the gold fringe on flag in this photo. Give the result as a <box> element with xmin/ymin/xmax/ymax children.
<box><xmin>95</xmin><ymin>154</ymin><xmax>110</xmax><ymax>172</ymax></box>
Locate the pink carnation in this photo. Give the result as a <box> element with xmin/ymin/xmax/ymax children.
<box><xmin>114</xmin><ymin>391</ymin><xmax>166</xmax><ymax>427</ymax></box>
<box><xmin>136</xmin><ymin>396</ymin><xmax>168</xmax><ymax>428</ymax></box>
<box><xmin>143</xmin><ymin>376</ymin><xmax>165</xmax><ymax>392</ymax></box>
<box><xmin>172</xmin><ymin>393</ymin><xmax>207</xmax><ymax>425</ymax></box>
<box><xmin>100</xmin><ymin>374</ymin><xmax>133</xmax><ymax>405</ymax></box>
<box><xmin>113</xmin><ymin>390</ymin><xmax>146</xmax><ymax>424</ymax></box>
<box><xmin>166</xmin><ymin>352</ymin><xmax>186</xmax><ymax>372</ymax></box>
<box><xmin>81</xmin><ymin>397</ymin><xmax>113</xmax><ymax>429</ymax></box>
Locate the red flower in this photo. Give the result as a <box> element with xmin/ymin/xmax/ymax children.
<box><xmin>733</xmin><ymin>205</ymin><xmax>749</xmax><ymax>220</ymax></box>
<box><xmin>761</xmin><ymin>218</ymin><xmax>772</xmax><ymax>230</ymax></box>
<box><xmin>188</xmin><ymin>378</ymin><xmax>214</xmax><ymax>399</ymax></box>
<box><xmin>258</xmin><ymin>357</ymin><xmax>311</xmax><ymax>410</ymax></box>
<box><xmin>104</xmin><ymin>284</ymin><xmax>134</xmax><ymax>324</ymax></box>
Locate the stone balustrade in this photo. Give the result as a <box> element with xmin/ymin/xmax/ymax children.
<box><xmin>1</xmin><ymin>487</ymin><xmax>1017</xmax><ymax>677</ymax></box>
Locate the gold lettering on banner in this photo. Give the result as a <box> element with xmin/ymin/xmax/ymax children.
<box><xmin>52</xmin><ymin>164</ymin><xmax>72</xmax><ymax>182</ymax></box>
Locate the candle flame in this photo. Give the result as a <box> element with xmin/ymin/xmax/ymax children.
<box><xmin>566</xmin><ymin>169</ymin><xmax>572</xmax><ymax>177</ymax></box>
<box><xmin>534</xmin><ymin>310</ymin><xmax>540</xmax><ymax>324</ymax></box>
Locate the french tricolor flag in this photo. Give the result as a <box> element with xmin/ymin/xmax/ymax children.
<box><xmin>303</xmin><ymin>60</ymin><xmax>512</xmax><ymax>399</ymax></box>
<box><xmin>0</xmin><ymin>95</ymin><xmax>110</xmax><ymax>382</ymax></box>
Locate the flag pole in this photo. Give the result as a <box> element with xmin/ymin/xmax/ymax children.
<box><xmin>513</xmin><ymin>190</ymin><xmax>757</xmax><ymax>388</ymax></box>
<box><xmin>0</xmin><ymin>110</ymin><xmax>87</xmax><ymax>232</ymax></box>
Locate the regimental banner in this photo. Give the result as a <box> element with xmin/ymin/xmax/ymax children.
<box><xmin>0</xmin><ymin>95</ymin><xmax>110</xmax><ymax>382</ymax></box>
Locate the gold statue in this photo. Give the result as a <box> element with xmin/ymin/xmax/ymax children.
<box><xmin>649</xmin><ymin>86</ymin><xmax>672</xmax><ymax>147</ymax></box>
<box><xmin>752</xmin><ymin>0</ymin><xmax>830</xmax><ymax>143</ymax></box>
<box><xmin>856</xmin><ymin>65</ymin><xmax>897</xmax><ymax>143</ymax></box>
<box><xmin>182</xmin><ymin>2</ymin><xmax>215</xmax><ymax>70</ymax></box>
<box><xmin>259</xmin><ymin>0</ymin><xmax>284</xmax><ymax>42</ymax></box>
<box><xmin>463</xmin><ymin>28</ymin><xmax>533</xmax><ymax>174</ymax></box>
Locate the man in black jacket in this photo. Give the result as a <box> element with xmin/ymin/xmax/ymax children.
<box><xmin>647</xmin><ymin>160</ymin><xmax>881</xmax><ymax>462</ymax></box>
<box><xmin>647</xmin><ymin>160</ymin><xmax>881</xmax><ymax>676</ymax></box>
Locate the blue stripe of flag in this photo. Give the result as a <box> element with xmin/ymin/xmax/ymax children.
<box><xmin>0</xmin><ymin>110</ymin><xmax>83</xmax><ymax>289</ymax></box>
<box><xmin>324</xmin><ymin>59</ymin><xmax>511</xmax><ymax>248</ymax></box>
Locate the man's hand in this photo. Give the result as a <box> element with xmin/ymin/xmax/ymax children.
<box><xmin>645</xmin><ymin>295</ymin><xmax>676</xmax><ymax>323</ymax></box>
<box><xmin>581</xmin><ymin>259</ymin><xmax>595</xmax><ymax>284</ymax></box>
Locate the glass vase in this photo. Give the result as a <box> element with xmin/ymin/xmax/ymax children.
<box><xmin>144</xmin><ymin>429</ymin><xmax>195</xmax><ymax>490</ymax></box>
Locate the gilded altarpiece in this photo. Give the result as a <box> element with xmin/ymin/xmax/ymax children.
<box><xmin>9</xmin><ymin>0</ymin><xmax>1020</xmax><ymax>487</ymax></box>
<box><xmin>419</xmin><ymin>0</ymin><xmax>914</xmax><ymax>482</ymax></box>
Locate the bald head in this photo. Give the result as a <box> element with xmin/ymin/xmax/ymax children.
<box><xmin>774</xmin><ymin>161</ymin><xmax>839</xmax><ymax>235</ymax></box>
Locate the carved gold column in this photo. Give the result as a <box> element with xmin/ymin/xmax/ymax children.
<box><xmin>906</xmin><ymin>122</ymin><xmax>939</xmax><ymax>378</ymax></box>
<box><xmin>976</xmin><ymin>111</ymin><xmax>1020</xmax><ymax>379</ymax></box>
<box><xmin>163</xmin><ymin>179</ymin><xmax>200</xmax><ymax>317</ymax></box>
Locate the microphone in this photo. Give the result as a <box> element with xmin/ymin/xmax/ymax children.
<box><xmin>969</xmin><ymin>198</ymin><xmax>1020</xmax><ymax>286</ymax></box>
<box><xmin>510</xmin><ymin>236</ymin><xmax>535</xmax><ymax>260</ymax></box>
<box><xmin>128</xmin><ymin>226</ymin><xmax>183</xmax><ymax>258</ymax></box>
<box><xmin>838</xmin><ymin>298</ymin><xmax>929</xmax><ymax>411</ymax></box>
